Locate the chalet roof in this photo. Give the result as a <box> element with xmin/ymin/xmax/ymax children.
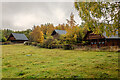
<box><xmin>103</xmin><ymin>31</ymin><xmax>120</xmax><ymax>39</ymax></box>
<box><xmin>54</xmin><ymin>29</ymin><xmax>67</xmax><ymax>35</ymax></box>
<box><xmin>12</xmin><ymin>33</ymin><xmax>28</xmax><ymax>40</ymax></box>
<box><xmin>84</xmin><ymin>31</ymin><xmax>120</xmax><ymax>40</ymax></box>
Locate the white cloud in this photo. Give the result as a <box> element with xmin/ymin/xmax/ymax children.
<box><xmin>2</xmin><ymin>2</ymin><xmax>83</xmax><ymax>30</ymax></box>
<box><xmin>13</xmin><ymin>13</ymin><xmax>37</xmax><ymax>27</ymax></box>
<box><xmin>53</xmin><ymin>8</ymin><xmax>65</xmax><ymax>21</ymax></box>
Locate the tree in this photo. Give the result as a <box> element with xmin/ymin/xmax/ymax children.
<box><xmin>46</xmin><ymin>23</ymin><xmax>54</xmax><ymax>36</ymax></box>
<box><xmin>65</xmin><ymin>13</ymin><xmax>84</xmax><ymax>44</ymax></box>
<box><xmin>2</xmin><ymin>29</ymin><xmax>13</xmax><ymax>38</ymax></box>
<box><xmin>30</xmin><ymin>26</ymin><xmax>44</xmax><ymax>43</ymax></box>
<box><xmin>66</xmin><ymin>12</ymin><xmax>76</xmax><ymax>28</ymax></box>
<box><xmin>37</xmin><ymin>31</ymin><xmax>44</xmax><ymax>43</ymax></box>
<box><xmin>74</xmin><ymin>1</ymin><xmax>119</xmax><ymax>36</ymax></box>
<box><xmin>40</xmin><ymin>23</ymin><xmax>54</xmax><ymax>37</ymax></box>
<box><xmin>2</xmin><ymin>37</ymin><xmax>7</xmax><ymax>42</ymax></box>
<box><xmin>73</xmin><ymin>34</ymin><xmax>77</xmax><ymax>42</ymax></box>
<box><xmin>66</xmin><ymin>25</ymin><xmax>83</xmax><ymax>44</ymax></box>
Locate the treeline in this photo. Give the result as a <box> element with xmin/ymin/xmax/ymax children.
<box><xmin>1</xmin><ymin>13</ymin><xmax>86</xmax><ymax>45</ymax></box>
<box><xmin>29</xmin><ymin>13</ymin><xmax>86</xmax><ymax>45</ymax></box>
<box><xmin>0</xmin><ymin>29</ymin><xmax>32</xmax><ymax>42</ymax></box>
<box><xmin>25</xmin><ymin>21</ymin><xmax>86</xmax><ymax>49</ymax></box>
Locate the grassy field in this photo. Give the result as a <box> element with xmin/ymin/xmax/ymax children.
<box><xmin>2</xmin><ymin>44</ymin><xmax>119</xmax><ymax>78</ymax></box>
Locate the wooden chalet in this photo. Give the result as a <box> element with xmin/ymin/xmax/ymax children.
<box><xmin>84</xmin><ymin>31</ymin><xmax>120</xmax><ymax>47</ymax></box>
<box><xmin>7</xmin><ymin>33</ymin><xmax>28</xmax><ymax>43</ymax></box>
<box><xmin>51</xmin><ymin>29</ymin><xmax>67</xmax><ymax>39</ymax></box>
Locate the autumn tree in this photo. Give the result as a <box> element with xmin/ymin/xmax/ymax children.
<box><xmin>55</xmin><ymin>24</ymin><xmax>67</xmax><ymax>30</ymax></box>
<box><xmin>74</xmin><ymin>1</ymin><xmax>119</xmax><ymax>36</ymax></box>
<box><xmin>66</xmin><ymin>25</ymin><xmax>83</xmax><ymax>43</ymax></box>
<box><xmin>40</xmin><ymin>23</ymin><xmax>54</xmax><ymax>38</ymax></box>
<box><xmin>2</xmin><ymin>29</ymin><xmax>13</xmax><ymax>38</ymax></box>
<box><xmin>66</xmin><ymin>12</ymin><xmax>76</xmax><ymax>28</ymax></box>
<box><xmin>65</xmin><ymin>13</ymin><xmax>84</xmax><ymax>44</ymax></box>
<box><xmin>46</xmin><ymin>23</ymin><xmax>54</xmax><ymax>36</ymax></box>
<box><xmin>30</xmin><ymin>26</ymin><xmax>44</xmax><ymax>43</ymax></box>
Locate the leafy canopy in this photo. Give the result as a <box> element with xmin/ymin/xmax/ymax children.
<box><xmin>30</xmin><ymin>26</ymin><xmax>44</xmax><ymax>43</ymax></box>
<box><xmin>74</xmin><ymin>1</ymin><xmax>119</xmax><ymax>36</ymax></box>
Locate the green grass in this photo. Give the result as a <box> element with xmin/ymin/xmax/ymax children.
<box><xmin>2</xmin><ymin>44</ymin><xmax>119</xmax><ymax>78</ymax></box>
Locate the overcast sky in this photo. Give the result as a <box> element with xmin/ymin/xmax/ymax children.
<box><xmin>2</xmin><ymin>2</ymin><xmax>82</xmax><ymax>31</ymax></box>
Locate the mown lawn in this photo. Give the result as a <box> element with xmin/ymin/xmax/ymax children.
<box><xmin>2</xmin><ymin>44</ymin><xmax>119</xmax><ymax>78</ymax></box>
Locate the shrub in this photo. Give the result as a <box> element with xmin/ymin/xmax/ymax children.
<box><xmin>63</xmin><ymin>44</ymin><xmax>74</xmax><ymax>50</ymax></box>
<box><xmin>80</xmin><ymin>46</ymin><xmax>91</xmax><ymax>51</ymax></box>
<box><xmin>109</xmin><ymin>46</ymin><xmax>119</xmax><ymax>52</ymax></box>
<box><xmin>37</xmin><ymin>42</ymin><xmax>63</xmax><ymax>49</ymax></box>
<box><xmin>37</xmin><ymin>43</ymin><xmax>45</xmax><ymax>48</ymax></box>
<box><xmin>98</xmin><ymin>46</ymin><xmax>119</xmax><ymax>52</ymax></box>
<box><xmin>99</xmin><ymin>46</ymin><xmax>109</xmax><ymax>50</ymax></box>
<box><xmin>57</xmin><ymin>44</ymin><xmax>63</xmax><ymax>48</ymax></box>
<box><xmin>37</xmin><ymin>43</ymin><xmax>41</xmax><ymax>48</ymax></box>
<box><xmin>31</xmin><ymin>42</ymin><xmax>37</xmax><ymax>46</ymax></box>
<box><xmin>82</xmin><ymin>41</ymin><xmax>86</xmax><ymax>45</ymax></box>
<box><xmin>2</xmin><ymin>37</ymin><xmax>7</xmax><ymax>42</ymax></box>
<box><xmin>45</xmin><ymin>44</ymin><xmax>57</xmax><ymax>49</ymax></box>
<box><xmin>36</xmin><ymin>36</ymin><xmax>75</xmax><ymax>49</ymax></box>
<box><xmin>76</xmin><ymin>46</ymin><xmax>119</xmax><ymax>52</ymax></box>
<box><xmin>39</xmin><ymin>36</ymin><xmax>60</xmax><ymax>49</ymax></box>
<box><xmin>2</xmin><ymin>41</ymin><xmax>11</xmax><ymax>45</ymax></box>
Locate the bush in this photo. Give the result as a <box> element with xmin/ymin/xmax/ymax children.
<box><xmin>31</xmin><ymin>42</ymin><xmax>37</xmax><ymax>46</ymax></box>
<box><xmin>36</xmin><ymin>36</ymin><xmax>76</xmax><ymax>49</ymax></box>
<box><xmin>57</xmin><ymin>44</ymin><xmax>63</xmax><ymax>48</ymax></box>
<box><xmin>99</xmin><ymin>46</ymin><xmax>109</xmax><ymax>50</ymax></box>
<box><xmin>2</xmin><ymin>37</ymin><xmax>7</xmax><ymax>42</ymax></box>
<box><xmin>2</xmin><ymin>41</ymin><xmax>11</xmax><ymax>45</ymax></box>
<box><xmin>37</xmin><ymin>43</ymin><xmax>45</xmax><ymax>48</ymax></box>
<box><xmin>37</xmin><ymin>43</ymin><xmax>41</xmax><ymax>48</ymax></box>
<box><xmin>37</xmin><ymin>42</ymin><xmax>63</xmax><ymax>49</ymax></box>
<box><xmin>75</xmin><ymin>46</ymin><xmax>119</xmax><ymax>52</ymax></box>
<box><xmin>38</xmin><ymin>36</ymin><xmax>59</xmax><ymax>49</ymax></box>
<box><xmin>63</xmin><ymin>44</ymin><xmax>74</xmax><ymax>50</ymax></box>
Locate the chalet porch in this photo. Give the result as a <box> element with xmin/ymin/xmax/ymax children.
<box><xmin>89</xmin><ymin>39</ymin><xmax>105</xmax><ymax>48</ymax></box>
<box><xmin>84</xmin><ymin>31</ymin><xmax>120</xmax><ymax>48</ymax></box>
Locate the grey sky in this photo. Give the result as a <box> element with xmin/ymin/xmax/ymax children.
<box><xmin>2</xmin><ymin>2</ymin><xmax>82</xmax><ymax>31</ymax></box>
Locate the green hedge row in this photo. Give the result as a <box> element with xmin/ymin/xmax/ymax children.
<box><xmin>24</xmin><ymin>41</ymin><xmax>74</xmax><ymax>50</ymax></box>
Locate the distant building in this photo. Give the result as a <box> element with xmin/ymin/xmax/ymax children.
<box><xmin>7</xmin><ymin>33</ymin><xmax>28</xmax><ymax>43</ymax></box>
<box><xmin>51</xmin><ymin>29</ymin><xmax>67</xmax><ymax>39</ymax></box>
<box><xmin>84</xmin><ymin>31</ymin><xmax>120</xmax><ymax>47</ymax></box>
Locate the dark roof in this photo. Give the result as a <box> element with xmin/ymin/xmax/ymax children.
<box><xmin>84</xmin><ymin>31</ymin><xmax>120</xmax><ymax>40</ymax></box>
<box><xmin>12</xmin><ymin>33</ymin><xmax>28</xmax><ymax>40</ymax></box>
<box><xmin>54</xmin><ymin>29</ymin><xmax>67</xmax><ymax>35</ymax></box>
<box><xmin>103</xmin><ymin>31</ymin><xmax>120</xmax><ymax>39</ymax></box>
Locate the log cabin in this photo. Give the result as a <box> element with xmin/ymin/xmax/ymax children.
<box><xmin>7</xmin><ymin>33</ymin><xmax>28</xmax><ymax>43</ymax></box>
<box><xmin>84</xmin><ymin>31</ymin><xmax>120</xmax><ymax>47</ymax></box>
<box><xmin>51</xmin><ymin>29</ymin><xmax>67</xmax><ymax>39</ymax></box>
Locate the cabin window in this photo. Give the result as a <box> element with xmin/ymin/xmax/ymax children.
<box><xmin>102</xmin><ymin>42</ymin><xmax>104</xmax><ymax>44</ymax></box>
<box><xmin>99</xmin><ymin>42</ymin><xmax>101</xmax><ymax>44</ymax></box>
<box><xmin>94</xmin><ymin>42</ymin><xmax>96</xmax><ymax>44</ymax></box>
<box><xmin>91</xmin><ymin>42</ymin><xmax>93</xmax><ymax>44</ymax></box>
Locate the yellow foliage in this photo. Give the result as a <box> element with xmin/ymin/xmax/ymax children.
<box><xmin>30</xmin><ymin>26</ymin><xmax>44</xmax><ymax>43</ymax></box>
<box><xmin>73</xmin><ymin>34</ymin><xmax>77</xmax><ymax>42</ymax></box>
